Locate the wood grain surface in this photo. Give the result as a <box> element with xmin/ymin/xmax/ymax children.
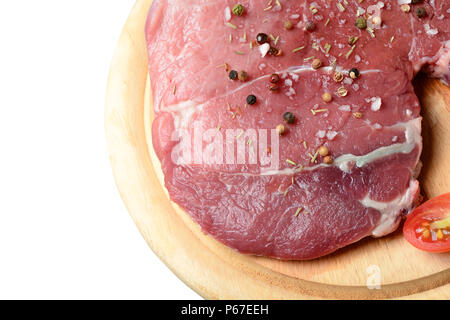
<box><xmin>105</xmin><ymin>0</ymin><xmax>450</xmax><ymax>299</ymax></box>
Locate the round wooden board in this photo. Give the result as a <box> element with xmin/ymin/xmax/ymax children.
<box><xmin>105</xmin><ymin>0</ymin><xmax>450</xmax><ymax>299</ymax></box>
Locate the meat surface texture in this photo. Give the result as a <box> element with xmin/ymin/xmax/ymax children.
<box><xmin>146</xmin><ymin>0</ymin><xmax>450</xmax><ymax>259</ymax></box>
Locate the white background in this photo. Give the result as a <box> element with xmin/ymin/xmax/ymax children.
<box><xmin>0</xmin><ymin>1</ymin><xmax>200</xmax><ymax>299</ymax></box>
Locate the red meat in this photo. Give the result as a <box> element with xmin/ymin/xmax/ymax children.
<box><xmin>146</xmin><ymin>0</ymin><xmax>450</xmax><ymax>259</ymax></box>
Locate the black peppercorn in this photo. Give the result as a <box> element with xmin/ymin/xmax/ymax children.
<box><xmin>283</xmin><ymin>112</ymin><xmax>295</xmax><ymax>124</ymax></box>
<box><xmin>349</xmin><ymin>68</ymin><xmax>360</xmax><ymax>79</ymax></box>
<box><xmin>229</xmin><ymin>70</ymin><xmax>238</xmax><ymax>80</ymax></box>
<box><xmin>268</xmin><ymin>47</ymin><xmax>279</xmax><ymax>56</ymax></box>
<box><xmin>411</xmin><ymin>0</ymin><xmax>421</xmax><ymax>3</ymax></box>
<box><xmin>416</xmin><ymin>7</ymin><xmax>427</xmax><ymax>18</ymax></box>
<box><xmin>246</xmin><ymin>94</ymin><xmax>257</xmax><ymax>105</ymax></box>
<box><xmin>256</xmin><ymin>33</ymin><xmax>269</xmax><ymax>44</ymax></box>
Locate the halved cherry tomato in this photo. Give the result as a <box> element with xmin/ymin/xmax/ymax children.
<box><xmin>403</xmin><ymin>193</ymin><xmax>450</xmax><ymax>253</ymax></box>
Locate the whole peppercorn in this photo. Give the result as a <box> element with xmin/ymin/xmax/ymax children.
<box><xmin>323</xmin><ymin>155</ymin><xmax>333</xmax><ymax>165</ymax></box>
<box><xmin>283</xmin><ymin>112</ymin><xmax>295</xmax><ymax>124</ymax></box>
<box><xmin>284</xmin><ymin>20</ymin><xmax>293</xmax><ymax>30</ymax></box>
<box><xmin>318</xmin><ymin>146</ymin><xmax>329</xmax><ymax>157</ymax></box>
<box><xmin>246</xmin><ymin>94</ymin><xmax>257</xmax><ymax>105</ymax></box>
<box><xmin>401</xmin><ymin>4</ymin><xmax>411</xmax><ymax>12</ymax></box>
<box><xmin>269</xmin><ymin>83</ymin><xmax>280</xmax><ymax>92</ymax></box>
<box><xmin>353</xmin><ymin>111</ymin><xmax>363</xmax><ymax>119</ymax></box>
<box><xmin>411</xmin><ymin>0</ymin><xmax>421</xmax><ymax>3</ymax></box>
<box><xmin>355</xmin><ymin>17</ymin><xmax>367</xmax><ymax>29</ymax></box>
<box><xmin>276</xmin><ymin>124</ymin><xmax>286</xmax><ymax>136</ymax></box>
<box><xmin>322</xmin><ymin>92</ymin><xmax>332</xmax><ymax>103</ymax></box>
<box><xmin>268</xmin><ymin>47</ymin><xmax>279</xmax><ymax>56</ymax></box>
<box><xmin>349</xmin><ymin>68</ymin><xmax>360</xmax><ymax>79</ymax></box>
<box><xmin>337</xmin><ymin>86</ymin><xmax>348</xmax><ymax>97</ymax></box>
<box><xmin>333</xmin><ymin>71</ymin><xmax>344</xmax><ymax>82</ymax></box>
<box><xmin>416</xmin><ymin>7</ymin><xmax>427</xmax><ymax>18</ymax></box>
<box><xmin>229</xmin><ymin>70</ymin><xmax>238</xmax><ymax>80</ymax></box>
<box><xmin>305</xmin><ymin>21</ymin><xmax>316</xmax><ymax>31</ymax></box>
<box><xmin>312</xmin><ymin>58</ymin><xmax>322</xmax><ymax>69</ymax></box>
<box><xmin>238</xmin><ymin>70</ymin><xmax>248</xmax><ymax>81</ymax></box>
<box><xmin>232</xmin><ymin>4</ymin><xmax>245</xmax><ymax>16</ymax></box>
<box><xmin>270</xmin><ymin>73</ymin><xmax>280</xmax><ymax>83</ymax></box>
<box><xmin>256</xmin><ymin>33</ymin><xmax>269</xmax><ymax>44</ymax></box>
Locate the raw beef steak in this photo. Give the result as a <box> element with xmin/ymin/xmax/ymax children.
<box><xmin>146</xmin><ymin>0</ymin><xmax>450</xmax><ymax>259</ymax></box>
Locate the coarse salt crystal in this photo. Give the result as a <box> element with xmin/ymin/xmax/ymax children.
<box><xmin>344</xmin><ymin>77</ymin><xmax>353</xmax><ymax>85</ymax></box>
<box><xmin>316</xmin><ymin>130</ymin><xmax>326</xmax><ymax>138</ymax></box>
<box><xmin>370</xmin><ymin>97</ymin><xmax>382</xmax><ymax>111</ymax></box>
<box><xmin>259</xmin><ymin>43</ymin><xmax>270</xmax><ymax>58</ymax></box>
<box><xmin>286</xmin><ymin>87</ymin><xmax>296</xmax><ymax>97</ymax></box>
<box><xmin>225</xmin><ymin>7</ymin><xmax>231</xmax><ymax>21</ymax></box>
<box><xmin>326</xmin><ymin>131</ymin><xmax>338</xmax><ymax>140</ymax></box>
<box><xmin>424</xmin><ymin>23</ymin><xmax>438</xmax><ymax>36</ymax></box>
<box><xmin>406</xmin><ymin>109</ymin><xmax>412</xmax><ymax>116</ymax></box>
<box><xmin>338</xmin><ymin>105</ymin><xmax>351</xmax><ymax>112</ymax></box>
<box><xmin>285</xmin><ymin>79</ymin><xmax>293</xmax><ymax>86</ymax></box>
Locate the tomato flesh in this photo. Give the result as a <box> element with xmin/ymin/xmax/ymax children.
<box><xmin>403</xmin><ymin>193</ymin><xmax>450</xmax><ymax>253</ymax></box>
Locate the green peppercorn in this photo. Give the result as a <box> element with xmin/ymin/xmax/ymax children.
<box><xmin>256</xmin><ymin>33</ymin><xmax>269</xmax><ymax>45</ymax></box>
<box><xmin>229</xmin><ymin>70</ymin><xmax>238</xmax><ymax>80</ymax></box>
<box><xmin>355</xmin><ymin>17</ymin><xmax>367</xmax><ymax>29</ymax></box>
<box><xmin>232</xmin><ymin>4</ymin><xmax>245</xmax><ymax>16</ymax></box>
<box><xmin>246</xmin><ymin>95</ymin><xmax>257</xmax><ymax>105</ymax></box>
<box><xmin>416</xmin><ymin>7</ymin><xmax>427</xmax><ymax>18</ymax></box>
<box><xmin>349</xmin><ymin>68</ymin><xmax>360</xmax><ymax>79</ymax></box>
<box><xmin>283</xmin><ymin>112</ymin><xmax>295</xmax><ymax>124</ymax></box>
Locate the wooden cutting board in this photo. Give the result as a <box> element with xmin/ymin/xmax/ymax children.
<box><xmin>105</xmin><ymin>0</ymin><xmax>450</xmax><ymax>299</ymax></box>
